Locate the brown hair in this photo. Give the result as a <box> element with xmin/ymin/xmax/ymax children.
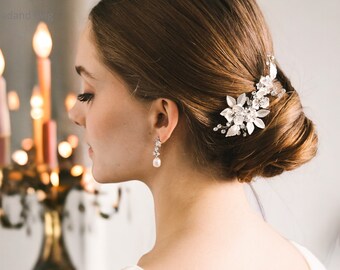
<box><xmin>89</xmin><ymin>0</ymin><xmax>318</xmax><ymax>183</ymax></box>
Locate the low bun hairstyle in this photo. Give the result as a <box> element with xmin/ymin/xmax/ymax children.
<box><xmin>89</xmin><ymin>0</ymin><xmax>318</xmax><ymax>183</ymax></box>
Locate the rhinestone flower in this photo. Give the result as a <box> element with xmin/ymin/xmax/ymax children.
<box><xmin>213</xmin><ymin>55</ymin><xmax>286</xmax><ymax>137</ymax></box>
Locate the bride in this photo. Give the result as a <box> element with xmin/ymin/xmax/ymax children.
<box><xmin>69</xmin><ymin>0</ymin><xmax>325</xmax><ymax>269</ymax></box>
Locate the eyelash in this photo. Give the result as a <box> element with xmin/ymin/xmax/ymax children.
<box><xmin>77</xmin><ymin>93</ymin><xmax>94</xmax><ymax>103</ymax></box>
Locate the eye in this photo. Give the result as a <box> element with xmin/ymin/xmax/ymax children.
<box><xmin>77</xmin><ymin>93</ymin><xmax>94</xmax><ymax>103</ymax></box>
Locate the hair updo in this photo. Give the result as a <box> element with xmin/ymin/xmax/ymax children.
<box><xmin>89</xmin><ymin>0</ymin><xmax>318</xmax><ymax>183</ymax></box>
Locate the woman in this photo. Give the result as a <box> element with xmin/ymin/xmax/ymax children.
<box><xmin>69</xmin><ymin>0</ymin><xmax>326</xmax><ymax>269</ymax></box>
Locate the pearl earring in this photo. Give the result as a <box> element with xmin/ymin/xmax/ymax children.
<box><xmin>153</xmin><ymin>136</ymin><xmax>162</xmax><ymax>168</ymax></box>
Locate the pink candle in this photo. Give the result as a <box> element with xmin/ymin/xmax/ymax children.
<box><xmin>0</xmin><ymin>49</ymin><xmax>11</xmax><ymax>168</ymax></box>
<box><xmin>43</xmin><ymin>120</ymin><xmax>58</xmax><ymax>170</ymax></box>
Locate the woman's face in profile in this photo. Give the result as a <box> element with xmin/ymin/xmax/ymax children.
<box><xmin>68</xmin><ymin>22</ymin><xmax>151</xmax><ymax>183</ymax></box>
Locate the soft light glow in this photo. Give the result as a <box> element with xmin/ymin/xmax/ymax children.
<box><xmin>36</xmin><ymin>190</ymin><xmax>47</xmax><ymax>201</ymax></box>
<box><xmin>58</xmin><ymin>141</ymin><xmax>73</xmax><ymax>158</ymax></box>
<box><xmin>30</xmin><ymin>87</ymin><xmax>44</xmax><ymax>119</ymax></box>
<box><xmin>0</xmin><ymin>49</ymin><xmax>5</xmax><ymax>76</ymax></box>
<box><xmin>81</xmin><ymin>168</ymin><xmax>96</xmax><ymax>193</ymax></box>
<box><xmin>67</xmin><ymin>135</ymin><xmax>79</xmax><ymax>149</ymax></box>
<box><xmin>12</xmin><ymin>150</ymin><xmax>28</xmax><ymax>166</ymax></box>
<box><xmin>65</xmin><ymin>92</ymin><xmax>77</xmax><ymax>112</ymax></box>
<box><xmin>44</xmin><ymin>212</ymin><xmax>53</xmax><ymax>236</ymax></box>
<box><xmin>30</xmin><ymin>86</ymin><xmax>44</xmax><ymax>108</ymax></box>
<box><xmin>31</xmin><ymin>107</ymin><xmax>44</xmax><ymax>120</ymax></box>
<box><xmin>21</xmin><ymin>138</ymin><xmax>34</xmax><ymax>151</ymax></box>
<box><xmin>8</xmin><ymin>91</ymin><xmax>20</xmax><ymax>111</ymax></box>
<box><xmin>9</xmin><ymin>171</ymin><xmax>22</xmax><ymax>181</ymax></box>
<box><xmin>71</xmin><ymin>165</ymin><xmax>84</xmax><ymax>177</ymax></box>
<box><xmin>27</xmin><ymin>187</ymin><xmax>35</xmax><ymax>195</ymax></box>
<box><xmin>41</xmin><ymin>172</ymin><xmax>50</xmax><ymax>185</ymax></box>
<box><xmin>33</xmin><ymin>22</ymin><xmax>52</xmax><ymax>58</ymax></box>
<box><xmin>50</xmin><ymin>171</ymin><xmax>59</xmax><ymax>187</ymax></box>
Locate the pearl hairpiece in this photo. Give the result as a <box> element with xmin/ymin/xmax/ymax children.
<box><xmin>213</xmin><ymin>55</ymin><xmax>286</xmax><ymax>137</ymax></box>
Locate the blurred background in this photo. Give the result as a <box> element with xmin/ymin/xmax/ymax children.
<box><xmin>0</xmin><ymin>0</ymin><xmax>339</xmax><ymax>269</ymax></box>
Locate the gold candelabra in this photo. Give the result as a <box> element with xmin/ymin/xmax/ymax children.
<box><xmin>0</xmin><ymin>21</ymin><xmax>123</xmax><ymax>270</ymax></box>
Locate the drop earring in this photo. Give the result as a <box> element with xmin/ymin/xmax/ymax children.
<box><xmin>152</xmin><ymin>136</ymin><xmax>162</xmax><ymax>168</ymax></box>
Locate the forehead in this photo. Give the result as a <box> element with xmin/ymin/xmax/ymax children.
<box><xmin>75</xmin><ymin>22</ymin><xmax>98</xmax><ymax>67</ymax></box>
<box><xmin>74</xmin><ymin>21</ymin><xmax>132</xmax><ymax>89</ymax></box>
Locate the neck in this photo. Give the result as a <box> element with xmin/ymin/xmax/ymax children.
<box><xmin>144</xmin><ymin>153</ymin><xmax>257</xmax><ymax>253</ymax></box>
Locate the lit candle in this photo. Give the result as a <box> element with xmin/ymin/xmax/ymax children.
<box><xmin>0</xmin><ymin>49</ymin><xmax>11</xmax><ymax>168</ymax></box>
<box><xmin>33</xmin><ymin>22</ymin><xmax>52</xmax><ymax>121</ymax></box>
<box><xmin>30</xmin><ymin>86</ymin><xmax>44</xmax><ymax>165</ymax></box>
<box><xmin>33</xmin><ymin>22</ymin><xmax>58</xmax><ymax>170</ymax></box>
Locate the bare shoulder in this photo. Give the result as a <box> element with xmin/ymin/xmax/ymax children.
<box><xmin>138</xmin><ymin>217</ymin><xmax>311</xmax><ymax>270</ymax></box>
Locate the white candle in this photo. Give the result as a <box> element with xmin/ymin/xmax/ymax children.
<box><xmin>0</xmin><ymin>49</ymin><xmax>11</xmax><ymax>168</ymax></box>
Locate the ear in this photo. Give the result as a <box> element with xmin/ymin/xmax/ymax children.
<box><xmin>148</xmin><ymin>98</ymin><xmax>179</xmax><ymax>143</ymax></box>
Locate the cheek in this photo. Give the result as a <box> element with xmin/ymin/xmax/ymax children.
<box><xmin>86</xmin><ymin>102</ymin><xmax>149</xmax><ymax>154</ymax></box>
<box><xmin>87</xmin><ymin>105</ymin><xmax>126</xmax><ymax>146</ymax></box>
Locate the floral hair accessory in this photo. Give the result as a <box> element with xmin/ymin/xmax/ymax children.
<box><xmin>213</xmin><ymin>55</ymin><xmax>286</xmax><ymax>137</ymax></box>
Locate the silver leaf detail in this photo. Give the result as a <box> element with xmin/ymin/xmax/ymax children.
<box><xmin>226</xmin><ymin>96</ymin><xmax>236</xmax><ymax>107</ymax></box>
<box><xmin>270</xmin><ymin>62</ymin><xmax>277</xmax><ymax>80</ymax></box>
<box><xmin>247</xmin><ymin>122</ymin><xmax>255</xmax><ymax>135</ymax></box>
<box><xmin>256</xmin><ymin>109</ymin><xmax>270</xmax><ymax>118</ymax></box>
<box><xmin>226</xmin><ymin>125</ymin><xmax>239</xmax><ymax>137</ymax></box>
<box><xmin>254</xmin><ymin>118</ymin><xmax>265</xmax><ymax>129</ymax></box>
<box><xmin>237</xmin><ymin>93</ymin><xmax>247</xmax><ymax>106</ymax></box>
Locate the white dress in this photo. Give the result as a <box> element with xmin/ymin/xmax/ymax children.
<box><xmin>121</xmin><ymin>239</ymin><xmax>327</xmax><ymax>270</ymax></box>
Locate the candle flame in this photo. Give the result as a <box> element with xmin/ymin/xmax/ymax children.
<box><xmin>0</xmin><ymin>49</ymin><xmax>5</xmax><ymax>76</ymax></box>
<box><xmin>71</xmin><ymin>165</ymin><xmax>84</xmax><ymax>177</ymax></box>
<box><xmin>50</xmin><ymin>171</ymin><xmax>59</xmax><ymax>187</ymax></box>
<box><xmin>33</xmin><ymin>22</ymin><xmax>52</xmax><ymax>58</ymax></box>
<box><xmin>58</xmin><ymin>141</ymin><xmax>73</xmax><ymax>158</ymax></box>
<box><xmin>30</xmin><ymin>87</ymin><xmax>44</xmax><ymax>119</ymax></box>
<box><xmin>12</xmin><ymin>150</ymin><xmax>28</xmax><ymax>166</ymax></box>
<box><xmin>30</xmin><ymin>86</ymin><xmax>44</xmax><ymax>108</ymax></box>
<box><xmin>8</xmin><ymin>91</ymin><xmax>20</xmax><ymax>111</ymax></box>
<box><xmin>31</xmin><ymin>107</ymin><xmax>44</xmax><ymax>120</ymax></box>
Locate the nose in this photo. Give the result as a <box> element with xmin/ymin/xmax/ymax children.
<box><xmin>68</xmin><ymin>101</ymin><xmax>85</xmax><ymax>127</ymax></box>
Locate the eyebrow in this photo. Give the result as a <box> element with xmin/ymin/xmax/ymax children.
<box><xmin>75</xmin><ymin>65</ymin><xmax>96</xmax><ymax>80</ymax></box>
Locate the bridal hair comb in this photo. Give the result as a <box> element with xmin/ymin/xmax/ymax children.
<box><xmin>213</xmin><ymin>55</ymin><xmax>286</xmax><ymax>137</ymax></box>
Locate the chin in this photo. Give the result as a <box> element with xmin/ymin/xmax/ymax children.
<box><xmin>91</xmin><ymin>167</ymin><xmax>136</xmax><ymax>184</ymax></box>
<box><xmin>90</xmin><ymin>167</ymin><xmax>109</xmax><ymax>184</ymax></box>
